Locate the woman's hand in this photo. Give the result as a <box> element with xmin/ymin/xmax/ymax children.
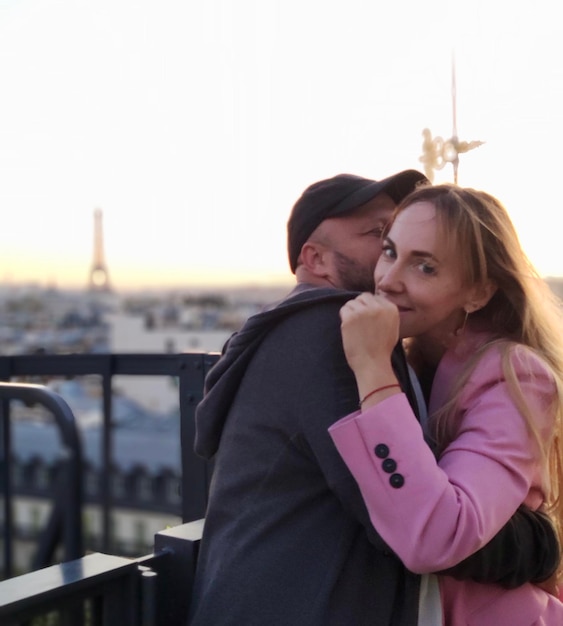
<box><xmin>339</xmin><ymin>293</ymin><xmax>400</xmax><ymax>395</ymax></box>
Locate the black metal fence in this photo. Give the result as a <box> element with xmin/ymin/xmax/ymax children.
<box><xmin>0</xmin><ymin>519</ymin><xmax>203</xmax><ymax>626</ymax></box>
<box><xmin>0</xmin><ymin>353</ymin><xmax>219</xmax><ymax>579</ymax></box>
<box><xmin>0</xmin><ymin>381</ymin><xmax>84</xmax><ymax>579</ymax></box>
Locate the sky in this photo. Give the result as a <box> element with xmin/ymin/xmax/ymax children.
<box><xmin>1</xmin><ymin>0</ymin><xmax>562</xmax><ymax>291</ymax></box>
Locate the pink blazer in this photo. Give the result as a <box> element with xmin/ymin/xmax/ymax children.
<box><xmin>329</xmin><ymin>333</ymin><xmax>563</xmax><ymax>625</ymax></box>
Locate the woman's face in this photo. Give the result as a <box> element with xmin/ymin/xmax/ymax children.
<box><xmin>374</xmin><ymin>200</ymin><xmax>476</xmax><ymax>344</ymax></box>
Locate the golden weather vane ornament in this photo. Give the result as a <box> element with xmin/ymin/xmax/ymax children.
<box><xmin>419</xmin><ymin>55</ymin><xmax>484</xmax><ymax>184</ymax></box>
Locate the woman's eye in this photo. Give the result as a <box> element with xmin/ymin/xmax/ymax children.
<box><xmin>419</xmin><ymin>262</ymin><xmax>436</xmax><ymax>275</ymax></box>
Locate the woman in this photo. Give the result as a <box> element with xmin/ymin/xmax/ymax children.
<box><xmin>328</xmin><ymin>184</ymin><xmax>563</xmax><ymax>624</ymax></box>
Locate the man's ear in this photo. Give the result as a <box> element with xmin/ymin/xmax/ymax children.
<box><xmin>299</xmin><ymin>241</ymin><xmax>330</xmax><ymax>277</ymax></box>
<box><xmin>467</xmin><ymin>280</ymin><xmax>497</xmax><ymax>313</ymax></box>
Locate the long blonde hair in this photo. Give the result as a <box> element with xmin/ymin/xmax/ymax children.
<box><xmin>395</xmin><ymin>184</ymin><xmax>563</xmax><ymax>566</ymax></box>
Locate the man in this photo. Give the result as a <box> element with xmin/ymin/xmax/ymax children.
<box><xmin>189</xmin><ymin>171</ymin><xmax>558</xmax><ymax>625</ymax></box>
<box><xmin>286</xmin><ymin>171</ymin><xmax>404</xmax><ymax>292</ymax></box>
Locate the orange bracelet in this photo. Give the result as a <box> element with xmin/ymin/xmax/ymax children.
<box><xmin>359</xmin><ymin>383</ymin><xmax>401</xmax><ymax>408</ymax></box>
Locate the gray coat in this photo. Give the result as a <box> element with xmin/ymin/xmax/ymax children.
<box><xmin>189</xmin><ymin>286</ymin><xmax>421</xmax><ymax>626</ymax></box>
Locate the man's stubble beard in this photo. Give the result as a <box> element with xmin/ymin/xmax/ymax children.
<box><xmin>333</xmin><ymin>250</ymin><xmax>375</xmax><ymax>293</ymax></box>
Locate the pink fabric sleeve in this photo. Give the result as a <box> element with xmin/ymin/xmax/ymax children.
<box><xmin>328</xmin><ymin>352</ymin><xmax>554</xmax><ymax>572</ymax></box>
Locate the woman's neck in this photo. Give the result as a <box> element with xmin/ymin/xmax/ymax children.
<box><xmin>404</xmin><ymin>337</ymin><xmax>442</xmax><ymax>406</ymax></box>
<box><xmin>408</xmin><ymin>335</ymin><xmax>449</xmax><ymax>370</ymax></box>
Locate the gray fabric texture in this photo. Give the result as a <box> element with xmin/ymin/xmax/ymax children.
<box><xmin>189</xmin><ymin>286</ymin><xmax>421</xmax><ymax>626</ymax></box>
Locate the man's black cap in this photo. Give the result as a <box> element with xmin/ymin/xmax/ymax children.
<box><xmin>287</xmin><ymin>169</ymin><xmax>428</xmax><ymax>273</ymax></box>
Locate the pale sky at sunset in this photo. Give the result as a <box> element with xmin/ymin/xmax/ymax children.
<box><xmin>1</xmin><ymin>0</ymin><xmax>562</xmax><ymax>291</ymax></box>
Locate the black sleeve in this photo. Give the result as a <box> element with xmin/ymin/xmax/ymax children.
<box><xmin>439</xmin><ymin>506</ymin><xmax>560</xmax><ymax>587</ymax></box>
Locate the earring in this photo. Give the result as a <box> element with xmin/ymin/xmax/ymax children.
<box><xmin>454</xmin><ymin>308</ymin><xmax>470</xmax><ymax>337</ymax></box>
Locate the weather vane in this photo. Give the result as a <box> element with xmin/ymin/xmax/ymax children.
<box><xmin>419</xmin><ymin>55</ymin><xmax>484</xmax><ymax>184</ymax></box>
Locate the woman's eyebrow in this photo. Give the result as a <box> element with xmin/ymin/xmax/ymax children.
<box><xmin>385</xmin><ymin>235</ymin><xmax>440</xmax><ymax>262</ymax></box>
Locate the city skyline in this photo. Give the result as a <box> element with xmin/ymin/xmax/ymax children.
<box><xmin>1</xmin><ymin>1</ymin><xmax>562</xmax><ymax>290</ymax></box>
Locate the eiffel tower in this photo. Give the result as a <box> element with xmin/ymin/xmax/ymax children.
<box><xmin>88</xmin><ymin>208</ymin><xmax>111</xmax><ymax>292</ymax></box>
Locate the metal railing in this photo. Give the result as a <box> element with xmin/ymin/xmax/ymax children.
<box><xmin>0</xmin><ymin>352</ymin><xmax>219</xmax><ymax>578</ymax></box>
<box><xmin>0</xmin><ymin>382</ymin><xmax>84</xmax><ymax>579</ymax></box>
<box><xmin>0</xmin><ymin>519</ymin><xmax>204</xmax><ymax>626</ymax></box>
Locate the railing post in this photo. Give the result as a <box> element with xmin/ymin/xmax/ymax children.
<box><xmin>99</xmin><ymin>355</ymin><xmax>114</xmax><ymax>553</ymax></box>
<box><xmin>178</xmin><ymin>354</ymin><xmax>215</xmax><ymax>522</ymax></box>
<box><xmin>0</xmin><ymin>398</ymin><xmax>14</xmax><ymax>579</ymax></box>
<box><xmin>139</xmin><ymin>565</ymin><xmax>158</xmax><ymax>626</ymax></box>
<box><xmin>137</xmin><ymin>519</ymin><xmax>204</xmax><ymax>626</ymax></box>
